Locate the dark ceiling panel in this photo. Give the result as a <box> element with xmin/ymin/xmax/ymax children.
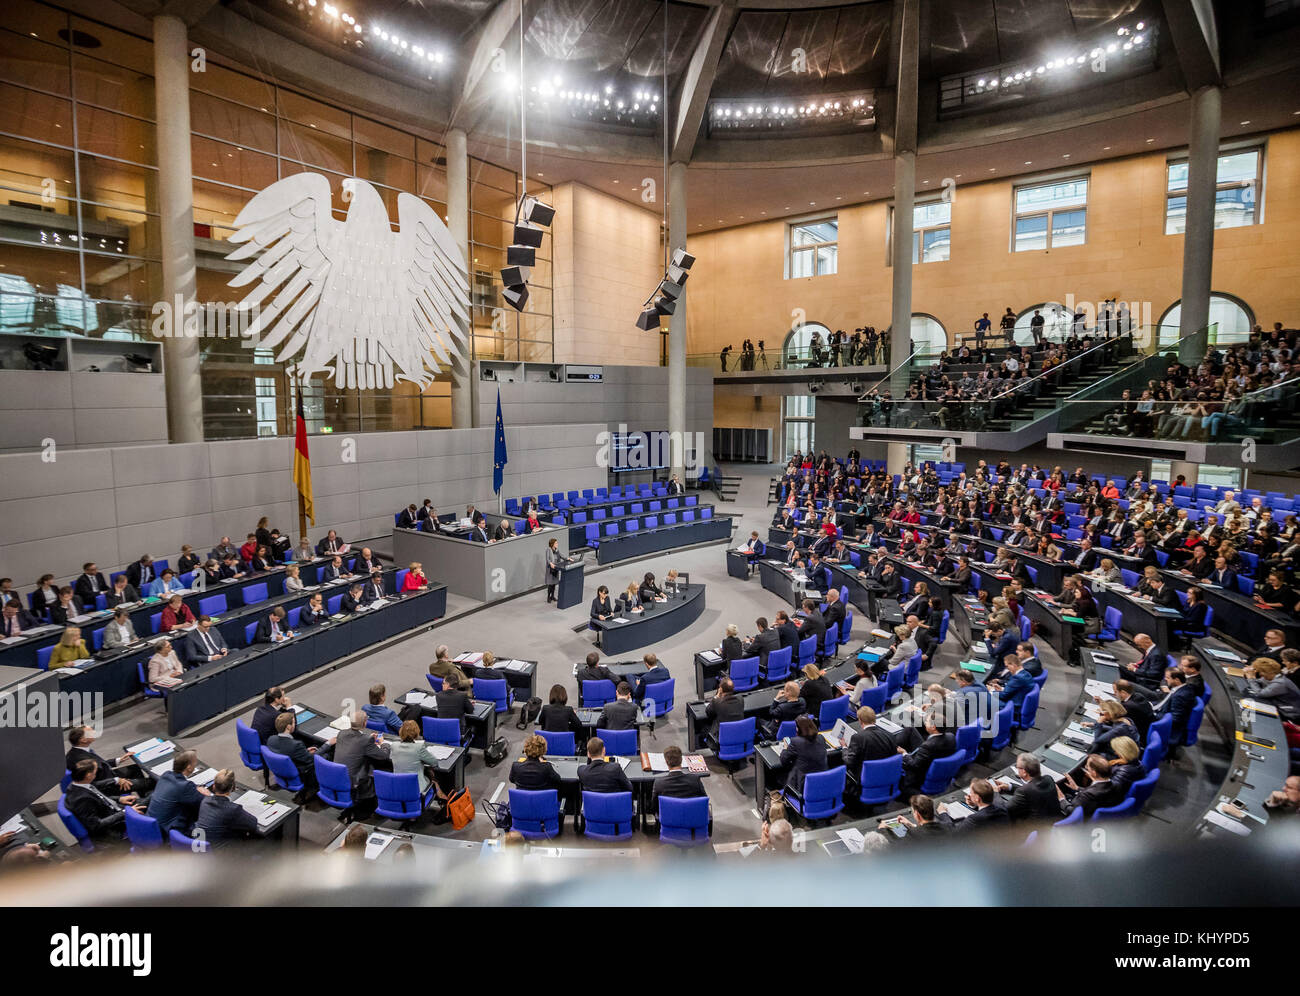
<box><xmin>713</xmin><ymin>11</ymin><xmax>789</xmax><ymax>96</ymax></box>
<box><xmin>827</xmin><ymin>2</ymin><xmax>894</xmax><ymax>89</ymax></box>
<box><xmin>993</xmin><ymin>0</ymin><xmax>1078</xmax><ymax>66</ymax></box>
<box><xmin>926</xmin><ymin>0</ymin><xmax>1003</xmax><ymax>77</ymax></box>
<box><xmin>621</xmin><ymin>2</ymin><xmax>711</xmax><ymax>80</ymax></box>
<box><xmin>1065</xmin><ymin>0</ymin><xmax>1147</xmax><ymax>33</ymax></box>
<box><xmin>525</xmin><ymin>0</ymin><xmax>618</xmax><ymax>64</ymax></box>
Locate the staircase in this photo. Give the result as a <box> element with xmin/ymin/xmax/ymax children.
<box><xmin>716</xmin><ymin>470</ymin><xmax>742</xmax><ymax>503</ymax></box>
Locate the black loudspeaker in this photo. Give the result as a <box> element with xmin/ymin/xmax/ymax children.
<box><xmin>521</xmin><ymin>196</ymin><xmax>555</xmax><ymax>227</ymax></box>
<box><xmin>654</xmin><ymin>296</ymin><xmax>676</xmax><ymax>316</ymax></box>
<box><xmin>513</xmin><ymin>222</ymin><xmax>544</xmax><ymax>248</ymax></box>
<box><xmin>667</xmin><ymin>264</ymin><xmax>690</xmax><ymax>285</ymax></box>
<box><xmin>636</xmin><ymin>307</ymin><xmax>661</xmax><ymax>331</ymax></box>
<box><xmin>500</xmin><ymin>265</ymin><xmax>531</xmax><ymax>287</ymax></box>
<box><xmin>658</xmin><ymin>279</ymin><xmax>684</xmax><ymax>300</ymax></box>
<box><xmin>507</xmin><ymin>244</ymin><xmax>536</xmax><ymax>267</ymax></box>
<box><xmin>671</xmin><ymin>248</ymin><xmax>696</xmax><ymax>270</ymax></box>
<box><xmin>504</xmin><ymin>285</ymin><xmax>529</xmax><ymax>311</ymax></box>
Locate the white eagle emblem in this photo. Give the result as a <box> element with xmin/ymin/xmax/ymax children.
<box><xmin>225</xmin><ymin>173</ymin><xmax>469</xmax><ymax>389</ymax></box>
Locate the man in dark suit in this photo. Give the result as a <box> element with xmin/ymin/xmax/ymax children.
<box><xmin>1058</xmin><ymin>755</ymin><xmax>1124</xmax><ymax>818</ymax></box>
<box><xmin>577</xmin><ymin>737</ymin><xmax>634</xmax><ymax>794</ymax></box>
<box><xmin>1112</xmin><ymin>680</ymin><xmax>1155</xmax><ymax>743</ymax></box>
<box><xmin>184</xmin><ymin>615</ymin><xmax>229</xmax><ymax>663</ymax></box>
<box><xmin>774</xmin><ymin>610</ymin><xmax>799</xmax><ymax>651</ymax></box>
<box><xmin>1127</xmin><ymin>633</ymin><xmax>1167</xmax><ymax>690</ymax></box>
<box><xmin>436</xmin><ymin>674</ymin><xmax>473</xmax><ymax>735</ymax></box>
<box><xmin>125</xmin><ymin>555</ymin><xmax>156</xmax><ymax>591</ymax></box>
<box><xmin>983</xmin><ymin>625</ymin><xmax>1019</xmax><ymax>680</ymax></box>
<box><xmin>419</xmin><ymin>512</ymin><xmax>442</xmax><ymax>533</ymax></box>
<box><xmin>72</xmin><ymin>563</ymin><xmax>109</xmax><ymax>605</ymax></box>
<box><xmin>253</xmin><ymin>606</ymin><xmax>293</xmax><ymax>644</ymax></box>
<box><xmin>597</xmin><ymin>682</ymin><xmax>639</xmax><ymax>731</ymax></box>
<box><xmin>332</xmin><ymin>711</ymin><xmax>391</xmax><ymax>803</ymax></box>
<box><xmin>251</xmin><ymin>687</ymin><xmax>293</xmax><ymax>743</ymax></box>
<box><xmin>704</xmin><ymin>678</ymin><xmax>746</xmax><ymax>743</ymax></box>
<box><xmin>470</xmin><ymin>517</ymin><xmax>490</xmax><ymax>543</ymax></box>
<box><xmin>1069</xmin><ymin>540</ymin><xmax>1099</xmax><ymax>572</ymax></box>
<box><xmin>340</xmin><ymin>582</ymin><xmax>365</xmax><ymax>613</ymax></box>
<box><xmin>316</xmin><ymin>530</ymin><xmax>345</xmax><ymax>556</ymax></box>
<box><xmin>877</xmin><ymin>563</ymin><xmax>902</xmax><ymax>599</ymax></box>
<box><xmin>575</xmin><ymin>651</ymin><xmax>617</xmax><ymax>689</ymax></box>
<box><xmin>633</xmin><ymin>653</ymin><xmax>671</xmax><ymax>701</ymax></box>
<box><xmin>1207</xmin><ymin>556</ymin><xmax>1237</xmax><ymax>591</ymax></box>
<box><xmin>194</xmin><ymin>769</ymin><xmax>260</xmax><ymax>847</ymax></box>
<box><xmin>1125</xmin><ymin>532</ymin><xmax>1159</xmax><ymax>566</ymax></box>
<box><xmin>354</xmin><ymin>548</ymin><xmax>382</xmax><ymax>575</ymax></box>
<box><xmin>1154</xmin><ymin>667</ymin><xmax>1199</xmax><ymax>749</ymax></box>
<box><xmin>888</xmin><ymin>793</ymin><xmax>950</xmax><ymax>842</ymax></box>
<box><xmin>797</xmin><ymin>599</ymin><xmax>827</xmax><ymax>654</ymax></box>
<box><xmin>844</xmin><ymin>706</ymin><xmax>900</xmax><ymax>778</ymax></box>
<box><xmin>949</xmin><ymin>556</ymin><xmax>973</xmax><ymax>590</ymax></box>
<box><xmin>666</xmin><ymin>475</ymin><xmax>684</xmax><ymax>496</ymax></box>
<box><xmin>940</xmin><ymin>779</ymin><xmax>1009</xmax><ymax>832</ymax></box>
<box><xmin>1147</xmin><ymin>576</ymin><xmax>1181</xmax><ymax>609</ymax></box>
<box><xmin>267</xmin><ymin>712</ymin><xmax>318</xmax><ymax>800</ymax></box>
<box><xmin>360</xmin><ymin>571</ymin><xmax>386</xmax><ymax>605</ymax></box>
<box><xmin>997</xmin><ymin>754</ymin><xmax>1063</xmax><ymax>823</ymax></box>
<box><xmin>743</xmin><ymin>531</ymin><xmax>766</xmax><ymax>572</ymax></box>
<box><xmin>898</xmin><ymin>712</ymin><xmax>957</xmax><ymax>796</ymax></box>
<box><xmin>65</xmin><ymin>759</ymin><xmax>139</xmax><ymax>845</ymax></box>
<box><xmin>822</xmin><ymin>589</ymin><xmax>847</xmax><ymax>632</ymax></box>
<box><xmin>651</xmin><ymin>745</ymin><xmax>707</xmax><ymax>812</ymax></box>
<box><xmin>66</xmin><ymin>725</ymin><xmax>152</xmax><ymax>794</ymax></box>
<box><xmin>145</xmin><ymin>750</ymin><xmax>209</xmax><ymax>835</ymax></box>
<box><xmin>742</xmin><ymin>616</ymin><xmax>779</xmax><ymax>666</ymax></box>
<box><xmin>103</xmin><ymin>576</ymin><xmax>141</xmax><ymax>609</ymax></box>
<box><xmin>397</xmin><ymin>504</ymin><xmax>420</xmax><ymax>529</ymax></box>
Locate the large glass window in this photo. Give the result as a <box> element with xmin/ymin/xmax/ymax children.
<box><xmin>1013</xmin><ymin>176</ymin><xmax>1088</xmax><ymax>251</ymax></box>
<box><xmin>911</xmin><ymin>201</ymin><xmax>951</xmax><ymax>263</ymax></box>
<box><xmin>787</xmin><ymin>216</ymin><xmax>838</xmax><ymax>278</ymax></box>
<box><xmin>783</xmin><ymin>394</ymin><xmax>815</xmax><ymax>459</ymax></box>
<box><xmin>910</xmin><ymin>315</ymin><xmax>948</xmax><ymax>355</ymax></box>
<box><xmin>1165</xmin><ymin>148</ymin><xmax>1262</xmax><ymax>235</ymax></box>
<box><xmin>1159</xmin><ymin>294</ymin><xmax>1255</xmax><ymax>344</ymax></box>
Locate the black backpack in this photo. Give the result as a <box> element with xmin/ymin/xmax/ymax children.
<box><xmin>516</xmin><ymin>696</ymin><xmax>543</xmax><ymax>729</ymax></box>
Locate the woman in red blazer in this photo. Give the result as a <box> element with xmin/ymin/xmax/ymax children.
<box><xmin>401</xmin><ymin>562</ymin><xmax>428</xmax><ymax>592</ymax></box>
<box><xmin>159</xmin><ymin>594</ymin><xmax>196</xmax><ymax>632</ymax></box>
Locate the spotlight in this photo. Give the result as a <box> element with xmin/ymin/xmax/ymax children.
<box><xmin>808</xmin><ymin>380</ymin><xmax>822</xmax><ymax>395</ymax></box>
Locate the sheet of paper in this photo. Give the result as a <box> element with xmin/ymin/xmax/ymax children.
<box><xmin>1</xmin><ymin>813</ymin><xmax>28</xmax><ymax>836</ymax></box>
<box><xmin>135</xmin><ymin>740</ymin><xmax>176</xmax><ymax>764</ymax></box>
<box><xmin>945</xmin><ymin>801</ymin><xmax>974</xmax><ymax>820</ymax></box>
<box><xmin>1050</xmin><ymin>742</ymin><xmax>1086</xmax><ymax>762</ymax></box>
<box><xmin>1204</xmin><ymin>809</ymin><xmax>1251</xmax><ymax>836</ymax></box>
<box><xmin>188</xmin><ymin>767</ymin><xmax>218</xmax><ymax>786</ymax></box>
<box><xmin>835</xmin><ymin>827</ymin><xmax>866</xmax><ymax>853</ymax></box>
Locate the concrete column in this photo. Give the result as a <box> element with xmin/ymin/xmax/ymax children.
<box><xmin>668</xmin><ymin>160</ymin><xmax>688</xmax><ymax>479</ymax></box>
<box><xmin>152</xmin><ymin>15</ymin><xmax>203</xmax><ymax>443</ymax></box>
<box><xmin>446</xmin><ymin>128</ymin><xmax>474</xmax><ymax>429</ymax></box>
<box><xmin>889</xmin><ymin>149</ymin><xmax>916</xmax><ymax>398</ymax></box>
<box><xmin>1178</xmin><ymin>85</ymin><xmax>1221</xmax><ymax>366</ymax></box>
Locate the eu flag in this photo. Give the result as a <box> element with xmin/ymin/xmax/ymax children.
<box><xmin>493</xmin><ymin>387</ymin><xmax>507</xmax><ymax>495</ymax></box>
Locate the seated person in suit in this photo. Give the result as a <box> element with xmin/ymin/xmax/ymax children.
<box><xmin>48</xmin><ymin>626</ymin><xmax>90</xmax><ymax>669</ymax></box>
<box><xmin>67</xmin><ymin>725</ymin><xmax>151</xmax><ymax>795</ymax></box>
<box><xmin>472</xmin><ymin>650</ymin><xmax>508</xmax><ymax>683</ymax></box>
<box><xmin>419</xmin><ymin>507</ymin><xmax>443</xmax><ymax>532</ymax></box>
<box><xmin>538</xmin><ymin>684</ymin><xmax>585</xmax><ymax>739</ymax></box>
<box><xmin>822</xmin><ymin>588</ymin><xmax>847</xmax><ymax>634</ymax></box>
<box><xmin>742</xmin><ymin>616</ymin><xmax>780</xmax><ymax>665</ymax></box>
<box><xmin>333</xmin><ymin>711</ymin><xmax>391</xmax><ymax>805</ymax></box>
<box><xmin>297</xmin><ymin>593</ymin><xmax>329</xmax><ymax>628</ymax></box>
<box><xmin>774</xmin><ymin>610</ymin><xmax>800</xmax><ymax>651</ymax></box>
<box><xmin>742</xmin><ymin>530</ymin><xmax>766</xmax><ymax>570</ymax></box>
<box><xmin>778</xmin><ymin>714</ymin><xmax>829</xmax><ymax>798</ymax></box>
<box><xmin>48</xmin><ymin>587</ymin><xmax>84</xmax><ymax>627</ymax></box>
<box><xmin>435</xmin><ymin>673</ymin><xmax>473</xmax><ymax>734</ymax></box>
<box><xmin>73</xmin><ymin>563</ymin><xmax>108</xmax><ymax>605</ymax></box>
<box><xmin>360</xmin><ymin>570</ymin><xmax>386</xmax><ymax>605</ymax></box>
<box><xmin>265</xmin><ymin>711</ymin><xmax>320</xmax><ymax>800</ymax></box>
<box><xmin>1056</xmin><ymin>754</ymin><xmax>1125</xmax><ymax>818</ymax></box>
<box><xmin>1125</xmin><ymin>633</ymin><xmax>1167</xmax><ymax>690</ymax></box>
<box><xmin>320</xmin><ymin>555</ymin><xmax>350</xmax><ymax>584</ymax></box>
<box><xmin>638</xmin><ymin>572</ymin><xmax>666</xmax><ymax>604</ymax></box>
<box><xmin>253</xmin><ymin>606</ymin><xmax>294</xmax><ymax>644</ymax></box>
<box><xmin>509</xmin><ymin>734</ymin><xmax>563</xmax><ymax>792</ymax></box>
<box><xmin>185</xmin><ymin>614</ymin><xmax>229</xmax><ymax>662</ymax></box>
<box><xmin>32</xmin><ymin>574</ymin><xmax>60</xmax><ymax>618</ymax></box>
<box><xmin>616</xmin><ymin>582</ymin><xmax>642</xmax><ymax>614</ymax></box>
<box><xmin>598</xmin><ymin>682</ymin><xmax>638</xmax><ymax>731</ymax></box>
<box><xmin>145</xmin><ymin>750</ymin><xmax>209</xmax><ymax>835</ymax></box>
<box><xmin>765</xmin><ymin>681</ymin><xmax>806</xmax><ymax>739</ymax></box>
<box><xmin>704</xmin><ymin>677</ymin><xmax>747</xmax><ymax>745</ymax></box>
<box><xmin>104</xmin><ymin>574</ymin><xmax>141</xmax><ymax>609</ymax></box>
<box><xmin>398</xmin><ymin>503</ymin><xmax>420</xmax><ymax>529</ymax></box>
<box><xmin>283</xmin><ymin>564</ymin><xmax>305</xmax><ymax>593</ymax></box>
<box><xmin>159</xmin><ymin>593</ymin><xmax>195</xmax><ymax>632</ymax></box>
<box><xmin>316</xmin><ymin>530</ymin><xmax>346</xmax><ymax>556</ymax></box>
<box><xmin>590</xmin><ymin>585</ymin><xmax>615</xmax><ymax>622</ymax></box>
<box><xmin>195</xmin><ymin>768</ymin><xmax>260</xmax><ymax>847</ymax></box>
<box><xmin>428</xmin><ymin>644</ymin><xmax>468</xmax><ymax>687</ymax></box>
<box><xmin>937</xmin><ymin>778</ymin><xmax>1009</xmax><ymax>832</ymax></box>
<box><xmin>147</xmin><ymin>568</ymin><xmax>185</xmax><ymax>599</ymax></box>
<box><xmin>102</xmin><ymin>607</ymin><xmax>138</xmax><ymax>650</ymax></box>
<box><xmin>995</xmin><ymin>753</ymin><xmax>1064</xmax><ymax>824</ymax></box>
<box><xmin>883</xmin><ymin>793</ymin><xmax>949</xmax><ymax>842</ymax></box>
<box><xmin>577</xmin><ymin>736</ymin><xmax>634</xmax><ymax>794</ymax></box>
<box><xmin>218</xmin><ymin>554</ymin><xmax>245</xmax><ymax>580</ymax></box>
<box><xmin>0</xmin><ymin>599</ymin><xmax>37</xmax><ymax>639</ymax></box>
<box><xmin>251</xmin><ymin>687</ymin><xmax>294</xmax><ymax>743</ymax></box>
<box><xmin>799</xmin><ymin>662</ymin><xmax>837</xmax><ymax>719</ymax></box>
<box><xmin>576</xmin><ymin>650</ymin><xmax>617</xmax><ymax>689</ymax></box>
<box><xmin>844</xmin><ymin>706</ymin><xmax>901</xmax><ymax>778</ymax></box>
<box><xmin>65</xmin><ymin>759</ymin><xmax>142</xmax><ymax>845</ymax></box>
<box><xmin>1015</xmin><ymin>641</ymin><xmax>1043</xmax><ymax>677</ymax></box>
<box><xmin>469</xmin><ymin>516</ymin><xmax>490</xmax><ymax>543</ymax></box>
<box><xmin>388</xmin><ymin>720</ymin><xmax>447</xmax><ymax>799</ymax></box>
<box><xmin>898</xmin><ymin>710</ymin><xmax>957</xmax><ymax>797</ymax></box>
<box><xmin>633</xmin><ymin>653</ymin><xmax>671</xmax><ymax>701</ymax></box>
<box><xmin>125</xmin><ymin>555</ymin><xmax>156</xmax><ymax>591</ymax></box>
<box><xmin>146</xmin><ymin>640</ymin><xmax>184</xmax><ymax>690</ymax></box>
<box><xmin>339</xmin><ymin>583</ymin><xmax>365</xmax><ymax>614</ymax></box>
<box><xmin>1154</xmin><ymin>665</ymin><xmax>1201</xmax><ymax>750</ymax></box>
<box><xmin>988</xmin><ymin>655</ymin><xmax>1035</xmax><ymax>718</ymax></box>
<box><xmin>651</xmin><ymin>745</ymin><xmax>707</xmax><ymax>812</ymax></box>
<box><xmin>491</xmin><ymin>519</ymin><xmax>513</xmax><ymax>542</ymax></box>
<box><xmin>362</xmin><ymin>683</ymin><xmax>403</xmax><ymax>733</ymax></box>
<box><xmin>718</xmin><ymin>623</ymin><xmax>744</xmax><ymax>663</ymax></box>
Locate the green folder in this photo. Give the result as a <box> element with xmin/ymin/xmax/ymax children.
<box><xmin>962</xmin><ymin>660</ymin><xmax>989</xmax><ymax>673</ymax></box>
<box><xmin>1061</xmin><ymin>614</ymin><xmax>1085</xmax><ymax>624</ymax></box>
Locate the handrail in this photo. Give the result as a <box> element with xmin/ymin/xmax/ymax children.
<box><xmin>1060</xmin><ymin>322</ymin><xmax>1217</xmax><ymax>406</ymax></box>
<box><xmin>984</xmin><ymin>332</ymin><xmax>1131</xmax><ymax>404</ymax></box>
<box><xmin>860</xmin><ymin>346</ymin><xmax>925</xmax><ymax>398</ymax></box>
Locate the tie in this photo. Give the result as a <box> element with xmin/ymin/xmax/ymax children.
<box><xmin>89</xmin><ymin>784</ymin><xmax>121</xmax><ymax>812</ymax></box>
<box><xmin>202</xmin><ymin>631</ymin><xmax>215</xmax><ymax>655</ymax></box>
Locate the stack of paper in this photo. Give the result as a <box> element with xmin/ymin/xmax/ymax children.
<box><xmin>134</xmin><ymin>740</ymin><xmax>177</xmax><ymax>764</ymax></box>
<box><xmin>234</xmin><ymin>790</ymin><xmax>291</xmax><ymax>828</ymax></box>
<box><xmin>835</xmin><ymin>827</ymin><xmax>866</xmax><ymax>853</ymax></box>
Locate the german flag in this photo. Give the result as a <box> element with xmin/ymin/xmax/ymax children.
<box><xmin>293</xmin><ymin>392</ymin><xmax>315</xmax><ymax>525</ymax></box>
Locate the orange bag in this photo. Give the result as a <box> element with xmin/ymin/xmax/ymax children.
<box><xmin>446</xmin><ymin>788</ymin><xmax>474</xmax><ymax>830</ymax></box>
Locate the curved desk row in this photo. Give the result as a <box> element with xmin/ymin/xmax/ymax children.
<box><xmin>593</xmin><ymin>515</ymin><xmax>732</xmax><ymax>564</ymax></box>
<box><xmin>591</xmin><ymin>585</ymin><xmax>706</xmax><ymax>656</ymax></box>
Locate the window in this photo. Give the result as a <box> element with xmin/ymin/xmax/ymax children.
<box><xmin>910</xmin><ymin>315</ymin><xmax>948</xmax><ymax>355</ymax></box>
<box><xmin>911</xmin><ymin>201</ymin><xmax>951</xmax><ymax>263</ymax></box>
<box><xmin>787</xmin><ymin>216</ymin><xmax>838</xmax><ymax>278</ymax></box>
<box><xmin>1013</xmin><ymin>177</ymin><xmax>1088</xmax><ymax>251</ymax></box>
<box><xmin>1013</xmin><ymin>302</ymin><xmax>1070</xmax><ymax>346</ymax></box>
<box><xmin>1150</xmin><ymin>460</ymin><xmax>1240</xmax><ymax>490</ymax></box>
<box><xmin>783</xmin><ymin>395</ymin><xmax>815</xmax><ymax>460</ymax></box>
<box><xmin>1165</xmin><ymin>148</ymin><xmax>1262</xmax><ymax>235</ymax></box>
<box><xmin>1158</xmin><ymin>294</ymin><xmax>1254</xmax><ymax>344</ymax></box>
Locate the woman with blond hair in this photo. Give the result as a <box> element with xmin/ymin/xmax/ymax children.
<box><xmin>1244</xmin><ymin>657</ymin><xmax>1300</xmax><ymax>722</ymax></box>
<box><xmin>401</xmin><ymin>561</ymin><xmax>428</xmax><ymax>592</ymax></box>
<box><xmin>283</xmin><ymin>563</ymin><xmax>305</xmax><ymax>594</ymax></box>
<box><xmin>1092</xmin><ymin>557</ymin><xmax>1121</xmax><ymax>584</ymax></box>
<box><xmin>146</xmin><ymin>639</ymin><xmax>184</xmax><ymax>690</ymax></box>
<box><xmin>48</xmin><ymin>626</ymin><xmax>90</xmax><ymax>669</ymax></box>
<box><xmin>508</xmin><ymin>733</ymin><xmax>563</xmax><ymax>792</ymax></box>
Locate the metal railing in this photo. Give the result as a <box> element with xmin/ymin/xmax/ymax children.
<box><xmin>690</xmin><ymin>340</ymin><xmax>890</xmax><ymax>374</ymax></box>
